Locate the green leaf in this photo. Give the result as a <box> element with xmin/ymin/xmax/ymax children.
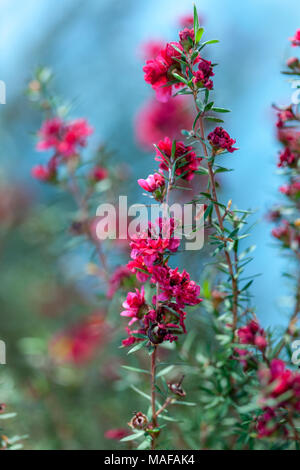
<box><xmin>137</xmin><ymin>438</ymin><xmax>151</xmax><ymax>450</ymax></box>
<box><xmin>193</xmin><ymin>5</ymin><xmax>199</xmax><ymax>39</ymax></box>
<box><xmin>204</xmin><ymin>116</ymin><xmax>224</xmax><ymax>123</ymax></box>
<box><xmin>173</xmin><ymin>401</ymin><xmax>196</xmax><ymax>406</ymax></box>
<box><xmin>127</xmin><ymin>340</ymin><xmax>148</xmax><ymax>355</ymax></box>
<box><xmin>120</xmin><ymin>431</ymin><xmax>145</xmax><ymax>442</ymax></box>
<box><xmin>131</xmin><ymin>385</ymin><xmax>151</xmax><ymax>401</ymax></box>
<box><xmin>0</xmin><ymin>413</ymin><xmax>17</xmax><ymax>420</ymax></box>
<box><xmin>195</xmin><ymin>28</ymin><xmax>204</xmax><ymax>43</ymax></box>
<box><xmin>212</xmin><ymin>107</ymin><xmax>231</xmax><ymax>113</ymax></box>
<box><xmin>199</xmin><ymin>39</ymin><xmax>219</xmax><ymax>51</ymax></box>
<box><xmin>121</xmin><ymin>365</ymin><xmax>149</xmax><ymax>374</ymax></box>
<box><xmin>172</xmin><ymin>72</ymin><xmax>188</xmax><ymax>85</ymax></box>
<box><xmin>156</xmin><ymin>365</ymin><xmax>175</xmax><ymax>378</ymax></box>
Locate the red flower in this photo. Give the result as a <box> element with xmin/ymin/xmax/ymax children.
<box><xmin>49</xmin><ymin>313</ymin><xmax>108</xmax><ymax>365</ymax></box>
<box><xmin>208</xmin><ymin>127</ymin><xmax>238</xmax><ymax>154</ymax></box>
<box><xmin>135</xmin><ymin>97</ymin><xmax>194</xmax><ymax>150</ymax></box>
<box><xmin>237</xmin><ymin>320</ymin><xmax>267</xmax><ymax>351</ymax></box>
<box><xmin>287</xmin><ymin>57</ymin><xmax>300</xmax><ymax>70</ymax></box>
<box><xmin>127</xmin><ymin>256</ymin><xmax>150</xmax><ymax>283</ymax></box>
<box><xmin>140</xmin><ymin>40</ymin><xmax>165</xmax><ymax>60</ymax></box>
<box><xmin>279</xmin><ymin>181</ymin><xmax>300</xmax><ymax>198</ymax></box>
<box><xmin>289</xmin><ymin>29</ymin><xmax>300</xmax><ymax>47</ymax></box>
<box><xmin>31</xmin><ymin>155</ymin><xmax>58</xmax><ymax>182</ymax></box>
<box><xmin>152</xmin><ymin>265</ymin><xmax>202</xmax><ymax>308</ymax></box>
<box><xmin>143</xmin><ymin>42</ymin><xmax>184</xmax><ymax>102</ymax></box>
<box><xmin>192</xmin><ymin>59</ymin><xmax>214</xmax><ymax>90</ymax></box>
<box><xmin>179</xmin><ymin>28</ymin><xmax>195</xmax><ymax>51</ymax></box>
<box><xmin>276</xmin><ymin>109</ymin><xmax>295</xmax><ymax>128</ymax></box>
<box><xmin>129</xmin><ymin>218</ymin><xmax>180</xmax><ymax>268</ymax></box>
<box><xmin>104</xmin><ymin>428</ymin><xmax>129</xmax><ymax>441</ymax></box>
<box><xmin>155</xmin><ymin>137</ymin><xmax>200</xmax><ymax>181</ymax></box>
<box><xmin>179</xmin><ymin>28</ymin><xmax>195</xmax><ymax>43</ymax></box>
<box><xmin>107</xmin><ymin>266</ymin><xmax>132</xmax><ymax>298</ymax></box>
<box><xmin>122</xmin><ymin>326</ymin><xmax>147</xmax><ymax>347</ymax></box>
<box><xmin>277</xmin><ymin>148</ymin><xmax>297</xmax><ymax>168</ymax></box>
<box><xmin>138</xmin><ymin>173</ymin><xmax>165</xmax><ymax>197</ymax></box>
<box><xmin>271</xmin><ymin>220</ymin><xmax>298</xmax><ymax>248</ymax></box>
<box><xmin>179</xmin><ymin>13</ymin><xmax>203</xmax><ymax>28</ymax></box>
<box><xmin>277</xmin><ymin>127</ymin><xmax>300</xmax><ymax>153</ymax></box>
<box><xmin>31</xmin><ymin>164</ymin><xmax>53</xmax><ymax>182</ymax></box>
<box><xmin>37</xmin><ymin>117</ymin><xmax>93</xmax><ymax>157</ymax></box>
<box><xmin>90</xmin><ymin>166</ymin><xmax>108</xmax><ymax>182</ymax></box>
<box><xmin>257</xmin><ymin>408</ymin><xmax>279</xmax><ymax>438</ymax></box>
<box><xmin>121</xmin><ymin>287</ymin><xmax>147</xmax><ymax>326</ymax></box>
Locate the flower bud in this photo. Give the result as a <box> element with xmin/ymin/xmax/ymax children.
<box><xmin>128</xmin><ymin>412</ymin><xmax>148</xmax><ymax>430</ymax></box>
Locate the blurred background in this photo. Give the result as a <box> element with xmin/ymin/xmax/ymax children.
<box><xmin>0</xmin><ymin>0</ymin><xmax>300</xmax><ymax>450</ymax></box>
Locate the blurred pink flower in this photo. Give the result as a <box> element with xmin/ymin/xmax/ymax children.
<box><xmin>135</xmin><ymin>97</ymin><xmax>193</xmax><ymax>150</ymax></box>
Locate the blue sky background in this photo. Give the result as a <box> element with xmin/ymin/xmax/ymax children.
<box><xmin>1</xmin><ymin>0</ymin><xmax>300</xmax><ymax>327</ymax></box>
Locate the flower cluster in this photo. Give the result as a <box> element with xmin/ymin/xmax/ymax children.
<box><xmin>208</xmin><ymin>127</ymin><xmax>238</xmax><ymax>154</ymax></box>
<box><xmin>192</xmin><ymin>58</ymin><xmax>214</xmax><ymax>90</ymax></box>
<box><xmin>143</xmin><ymin>42</ymin><xmax>184</xmax><ymax>102</ymax></box>
<box><xmin>237</xmin><ymin>319</ymin><xmax>268</xmax><ymax>351</ymax></box>
<box><xmin>155</xmin><ymin>137</ymin><xmax>201</xmax><ymax>181</ymax></box>
<box><xmin>121</xmin><ymin>215</ymin><xmax>201</xmax><ymax>346</ymax></box>
<box><xmin>270</xmin><ymin>36</ymin><xmax>300</xmax><ymax>256</ymax></box>
<box><xmin>32</xmin><ymin>117</ymin><xmax>94</xmax><ymax>182</ymax></box>
<box><xmin>257</xmin><ymin>359</ymin><xmax>300</xmax><ymax>437</ymax></box>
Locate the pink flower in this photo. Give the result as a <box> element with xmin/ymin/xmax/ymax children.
<box><xmin>129</xmin><ymin>218</ymin><xmax>180</xmax><ymax>268</ymax></box>
<box><xmin>179</xmin><ymin>13</ymin><xmax>203</xmax><ymax>28</ymax></box>
<box><xmin>208</xmin><ymin>127</ymin><xmax>238</xmax><ymax>154</ymax></box>
<box><xmin>107</xmin><ymin>266</ymin><xmax>132</xmax><ymax>298</ymax></box>
<box><xmin>140</xmin><ymin>40</ymin><xmax>165</xmax><ymax>60</ymax></box>
<box><xmin>287</xmin><ymin>57</ymin><xmax>300</xmax><ymax>69</ymax></box>
<box><xmin>127</xmin><ymin>256</ymin><xmax>150</xmax><ymax>283</ymax></box>
<box><xmin>143</xmin><ymin>42</ymin><xmax>184</xmax><ymax>102</ymax></box>
<box><xmin>138</xmin><ymin>173</ymin><xmax>165</xmax><ymax>197</ymax></box>
<box><xmin>271</xmin><ymin>220</ymin><xmax>297</xmax><ymax>248</ymax></box>
<box><xmin>192</xmin><ymin>59</ymin><xmax>214</xmax><ymax>90</ymax></box>
<box><xmin>155</xmin><ymin>137</ymin><xmax>200</xmax><ymax>181</ymax></box>
<box><xmin>152</xmin><ymin>265</ymin><xmax>202</xmax><ymax>308</ymax></box>
<box><xmin>90</xmin><ymin>166</ymin><xmax>108</xmax><ymax>182</ymax></box>
<box><xmin>277</xmin><ymin>127</ymin><xmax>300</xmax><ymax>153</ymax></box>
<box><xmin>279</xmin><ymin>181</ymin><xmax>300</xmax><ymax>198</ymax></box>
<box><xmin>233</xmin><ymin>348</ymin><xmax>252</xmax><ymax>371</ymax></box>
<box><xmin>37</xmin><ymin>117</ymin><xmax>93</xmax><ymax>157</ymax></box>
<box><xmin>49</xmin><ymin>313</ymin><xmax>109</xmax><ymax>365</ymax></box>
<box><xmin>179</xmin><ymin>28</ymin><xmax>195</xmax><ymax>43</ymax></box>
<box><xmin>31</xmin><ymin>155</ymin><xmax>58</xmax><ymax>182</ymax></box>
<box><xmin>135</xmin><ymin>97</ymin><xmax>194</xmax><ymax>151</ymax></box>
<box><xmin>105</xmin><ymin>428</ymin><xmax>129</xmax><ymax>441</ymax></box>
<box><xmin>179</xmin><ymin>28</ymin><xmax>195</xmax><ymax>51</ymax></box>
<box><xmin>237</xmin><ymin>320</ymin><xmax>267</xmax><ymax>351</ymax></box>
<box><xmin>31</xmin><ymin>164</ymin><xmax>52</xmax><ymax>182</ymax></box>
<box><xmin>277</xmin><ymin>148</ymin><xmax>297</xmax><ymax>168</ymax></box>
<box><xmin>36</xmin><ymin>117</ymin><xmax>64</xmax><ymax>151</ymax></box>
<box><xmin>259</xmin><ymin>359</ymin><xmax>293</xmax><ymax>401</ymax></box>
<box><xmin>276</xmin><ymin>109</ymin><xmax>295</xmax><ymax>128</ymax></box>
<box><xmin>257</xmin><ymin>408</ymin><xmax>279</xmax><ymax>438</ymax></box>
<box><xmin>121</xmin><ymin>287</ymin><xmax>147</xmax><ymax>325</ymax></box>
<box><xmin>122</xmin><ymin>326</ymin><xmax>147</xmax><ymax>347</ymax></box>
<box><xmin>289</xmin><ymin>29</ymin><xmax>300</xmax><ymax>47</ymax></box>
